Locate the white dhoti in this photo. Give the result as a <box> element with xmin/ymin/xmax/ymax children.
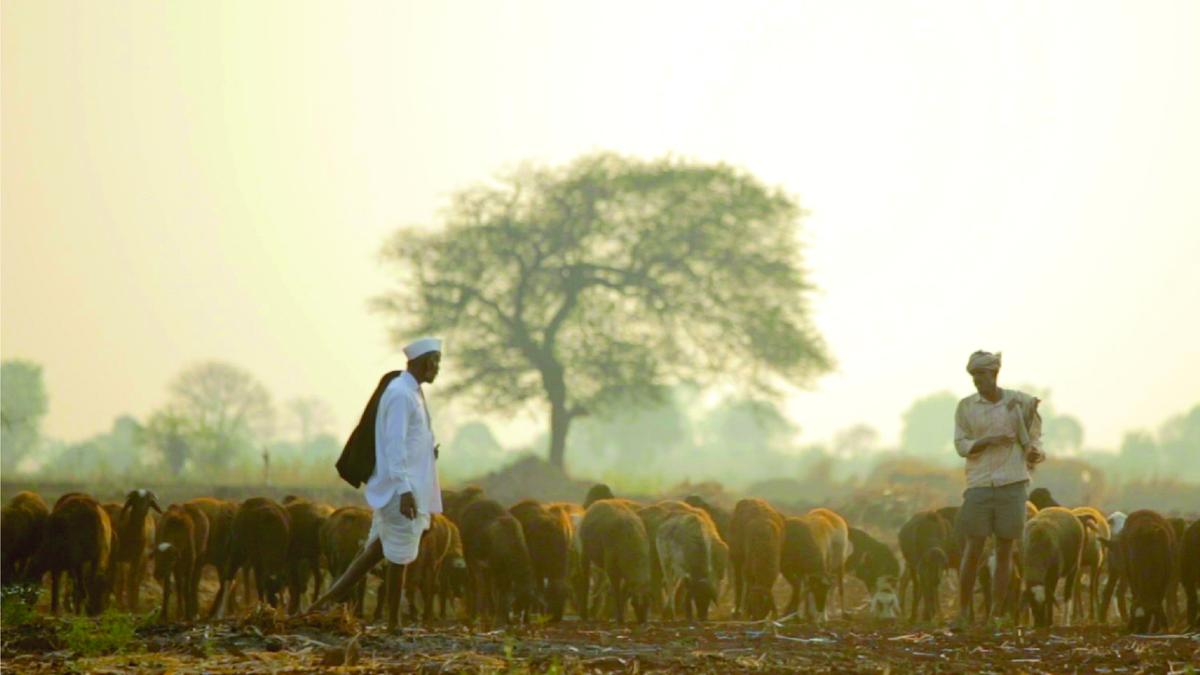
<box><xmin>366</xmin><ymin>492</ymin><xmax>431</xmax><ymax>565</ymax></box>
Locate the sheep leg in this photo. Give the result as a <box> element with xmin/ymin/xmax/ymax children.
<box><xmin>611</xmin><ymin>570</ymin><xmax>626</xmax><ymax>625</ymax></box>
<box><xmin>160</xmin><ymin>572</ymin><xmax>172</xmax><ymax>623</ymax></box>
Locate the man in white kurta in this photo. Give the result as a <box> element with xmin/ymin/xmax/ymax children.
<box><xmin>306</xmin><ymin>337</ymin><xmax>443</xmax><ymax>629</ymax></box>
<box><xmin>364</xmin><ymin>363</ymin><xmax>444</xmax><ymax>565</ymax></box>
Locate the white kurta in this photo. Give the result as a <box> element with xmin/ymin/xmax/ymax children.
<box><xmin>363</xmin><ymin>370</ymin><xmax>442</xmax><ymax>564</ymax></box>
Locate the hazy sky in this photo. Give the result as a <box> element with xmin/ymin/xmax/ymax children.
<box><xmin>3</xmin><ymin>1</ymin><xmax>1198</xmax><ymax>453</ymax></box>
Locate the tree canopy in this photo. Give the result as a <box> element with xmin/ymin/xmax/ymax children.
<box><xmin>374</xmin><ymin>153</ymin><xmax>831</xmax><ymax>469</ymax></box>
<box><xmin>1</xmin><ymin>359</ymin><xmax>48</xmax><ymax>473</ymax></box>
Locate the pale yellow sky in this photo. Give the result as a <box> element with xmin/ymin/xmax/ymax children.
<box><xmin>3</xmin><ymin>1</ymin><xmax>1198</xmax><ymax>452</ymax></box>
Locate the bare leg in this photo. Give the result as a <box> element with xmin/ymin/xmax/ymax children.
<box><xmin>386</xmin><ymin>562</ymin><xmax>406</xmax><ymax>632</ymax></box>
<box><xmin>957</xmin><ymin>536</ymin><xmax>986</xmax><ymax>625</ymax></box>
<box><xmin>989</xmin><ymin>538</ymin><xmax>1014</xmax><ymax>622</ymax></box>
<box><xmin>308</xmin><ymin>539</ymin><xmax>383</xmax><ymax>613</ymax></box>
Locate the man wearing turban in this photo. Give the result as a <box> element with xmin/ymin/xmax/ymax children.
<box><xmin>953</xmin><ymin>350</ymin><xmax>1044</xmax><ymax>628</ymax></box>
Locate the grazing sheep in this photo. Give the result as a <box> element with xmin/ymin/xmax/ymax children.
<box><xmin>583</xmin><ymin>484</ymin><xmax>616</xmax><ymax>509</ymax></box>
<box><xmin>781</xmin><ymin>514</ymin><xmax>837</xmax><ymax>622</ymax></box>
<box><xmin>183</xmin><ymin>498</ymin><xmax>238</xmax><ymax>618</ymax></box>
<box><xmin>741</xmin><ymin>514</ymin><xmax>784</xmax><ymax>620</ymax></box>
<box><xmin>404</xmin><ymin>512</ymin><xmax>455</xmax><ymax>622</ymax></box>
<box><xmin>637</xmin><ymin>500</ymin><xmax>708</xmax><ymax>618</ymax></box>
<box><xmin>460</xmin><ymin>499</ymin><xmax>537</xmax><ymax>624</ymax></box>
<box><xmin>1071</xmin><ymin>506</ymin><xmax>1111</xmax><ymax>622</ymax></box>
<box><xmin>216</xmin><ymin>497</ymin><xmax>291</xmax><ymax>617</ymax></box>
<box><xmin>153</xmin><ymin>503</ymin><xmax>209</xmax><ymax>622</ymax></box>
<box><xmin>806</xmin><ymin>508</ymin><xmax>850</xmax><ymax>616</ymax></box>
<box><xmin>897</xmin><ymin>509</ymin><xmax>956</xmax><ymax>622</ymax></box>
<box><xmin>682</xmin><ymin>495</ymin><xmax>732</xmax><ymax>546</ymax></box>
<box><xmin>1100</xmin><ymin>510</ymin><xmax>1130</xmax><ymax>623</ymax></box>
<box><xmin>442</xmin><ymin>486</ymin><xmax>485</xmax><ymax>527</ymax></box>
<box><xmin>1028</xmin><ymin>487</ymin><xmax>1060</xmax><ymax>510</ymax></box>
<box><xmin>578</xmin><ymin>499</ymin><xmax>653</xmax><ymax>624</ymax></box>
<box><xmin>1022</xmin><ymin>506</ymin><xmax>1085</xmax><ymax>627</ymax></box>
<box><xmin>319</xmin><ymin>506</ymin><xmax>373</xmax><ymax>616</ymax></box>
<box><xmin>1115</xmin><ymin>509</ymin><xmax>1176</xmax><ymax>633</ymax></box>
<box><xmin>656</xmin><ymin>508</ymin><xmax>726</xmax><ymax>621</ymax></box>
<box><xmin>1180</xmin><ymin>519</ymin><xmax>1199</xmax><ymax>630</ymax></box>
<box><xmin>26</xmin><ymin>494</ymin><xmax>113</xmax><ymax>616</ymax></box>
<box><xmin>870</xmin><ymin>575</ymin><xmax>901</xmax><ymax>620</ymax></box>
<box><xmin>1</xmin><ymin>491</ymin><xmax>50</xmax><ymax>585</ymax></box>
<box><xmin>509</xmin><ymin>499</ymin><xmax>572</xmax><ymax>621</ymax></box>
<box><xmin>283</xmin><ymin>498</ymin><xmax>335</xmax><ymax>614</ymax></box>
<box><xmin>730</xmin><ymin>498</ymin><xmax>784</xmax><ymax>618</ymax></box>
<box><xmin>436</xmin><ymin>516</ymin><xmax>468</xmax><ymax>620</ymax></box>
<box><xmin>846</xmin><ymin>527</ymin><xmax>901</xmax><ymax>608</ymax></box>
<box><xmin>109</xmin><ymin>489</ymin><xmax>162</xmax><ymax>611</ymax></box>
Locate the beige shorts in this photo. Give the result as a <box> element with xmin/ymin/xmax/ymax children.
<box><xmin>960</xmin><ymin>480</ymin><xmax>1028</xmax><ymax>541</ymax></box>
<box><xmin>366</xmin><ymin>492</ymin><xmax>431</xmax><ymax>565</ymax></box>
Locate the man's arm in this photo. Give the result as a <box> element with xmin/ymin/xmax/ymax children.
<box><xmin>380</xmin><ymin>391</ymin><xmax>414</xmax><ymax>500</ymax></box>
<box><xmin>955</xmin><ymin>400</ymin><xmax>977</xmax><ymax>457</ymax></box>
<box><xmin>1025</xmin><ymin>396</ymin><xmax>1045</xmax><ymax>465</ymax></box>
<box><xmin>955</xmin><ymin>400</ymin><xmax>1009</xmax><ymax>456</ymax></box>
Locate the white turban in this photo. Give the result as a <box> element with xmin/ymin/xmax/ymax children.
<box><xmin>403</xmin><ymin>337</ymin><xmax>443</xmax><ymax>360</ymax></box>
<box><xmin>967</xmin><ymin>350</ymin><xmax>1001</xmax><ymax>374</ymax></box>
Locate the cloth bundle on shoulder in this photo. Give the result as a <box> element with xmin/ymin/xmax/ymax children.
<box><xmin>336</xmin><ymin>370</ymin><xmax>403</xmax><ymax>488</ymax></box>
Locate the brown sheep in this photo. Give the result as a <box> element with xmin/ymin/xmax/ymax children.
<box><xmin>1180</xmin><ymin>518</ymin><xmax>1199</xmax><ymax>630</ymax></box>
<box><xmin>403</xmin><ymin>512</ymin><xmax>456</xmax><ymax>622</ymax></box>
<box><xmin>215</xmin><ymin>497</ymin><xmax>291</xmax><ymax>617</ymax></box>
<box><xmin>656</xmin><ymin>508</ymin><xmax>726</xmax><ymax>621</ymax></box>
<box><xmin>1113</xmin><ymin>509</ymin><xmax>1176</xmax><ymax>633</ymax></box>
<box><xmin>547</xmin><ymin>501</ymin><xmax>592</xmax><ymax>617</ymax></box>
<box><xmin>578</xmin><ymin>499</ymin><xmax>653</xmax><ymax>624</ymax></box>
<box><xmin>805</xmin><ymin>508</ymin><xmax>850</xmax><ymax>616</ymax></box>
<box><xmin>318</xmin><ymin>506</ymin><xmax>373</xmax><ymax>616</ymax></box>
<box><xmin>1022</xmin><ymin>506</ymin><xmax>1085</xmax><ymax>627</ymax></box>
<box><xmin>730</xmin><ymin>498</ymin><xmax>784</xmax><ymax>618</ymax></box>
<box><xmin>897</xmin><ymin>509</ymin><xmax>955</xmax><ymax>622</ymax></box>
<box><xmin>437</xmin><ymin>515</ymin><xmax>468</xmax><ymax>619</ymax></box>
<box><xmin>26</xmin><ymin>493</ymin><xmax>113</xmax><ymax>616</ymax></box>
<box><xmin>741</xmin><ymin>515</ymin><xmax>783</xmax><ymax>621</ymax></box>
<box><xmin>182</xmin><ymin>497</ymin><xmax>238</xmax><ymax>617</ymax></box>
<box><xmin>583</xmin><ymin>484</ymin><xmax>616</xmax><ymax>508</ymax></box>
<box><xmin>460</xmin><ymin>499</ymin><xmax>537</xmax><ymax>624</ymax></box>
<box><xmin>781</xmin><ymin>514</ymin><xmax>837</xmax><ymax>621</ymax></box>
<box><xmin>442</xmin><ymin>486</ymin><xmax>485</xmax><ymax>527</ymax></box>
<box><xmin>1</xmin><ymin>491</ymin><xmax>50</xmax><ymax>585</ymax></box>
<box><xmin>683</xmin><ymin>494</ymin><xmax>732</xmax><ymax>546</ymax></box>
<box><xmin>1070</xmin><ymin>506</ymin><xmax>1111</xmax><ymax>622</ymax></box>
<box><xmin>153</xmin><ymin>503</ymin><xmax>209</xmax><ymax>622</ymax></box>
<box><xmin>284</xmin><ymin>498</ymin><xmax>335</xmax><ymax>614</ymax></box>
<box><xmin>509</xmin><ymin>499</ymin><xmax>572</xmax><ymax>621</ymax></box>
<box><xmin>109</xmin><ymin>489</ymin><xmax>162</xmax><ymax>611</ymax></box>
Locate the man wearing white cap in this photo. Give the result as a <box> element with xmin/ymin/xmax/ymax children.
<box><xmin>309</xmin><ymin>337</ymin><xmax>444</xmax><ymax>631</ymax></box>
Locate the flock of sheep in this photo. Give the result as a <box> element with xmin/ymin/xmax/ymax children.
<box><xmin>1</xmin><ymin>484</ymin><xmax>1197</xmax><ymax>635</ymax></box>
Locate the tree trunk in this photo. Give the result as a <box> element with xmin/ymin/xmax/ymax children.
<box><xmin>549</xmin><ymin>398</ymin><xmax>571</xmax><ymax>471</ymax></box>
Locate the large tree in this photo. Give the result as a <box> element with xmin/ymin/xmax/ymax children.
<box><xmin>161</xmin><ymin>361</ymin><xmax>275</xmax><ymax>470</ymax></box>
<box><xmin>1</xmin><ymin>359</ymin><xmax>49</xmax><ymax>473</ymax></box>
<box><xmin>375</xmin><ymin>153</ymin><xmax>831</xmax><ymax>470</ymax></box>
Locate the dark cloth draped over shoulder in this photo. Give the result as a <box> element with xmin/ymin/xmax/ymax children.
<box><xmin>336</xmin><ymin>370</ymin><xmax>403</xmax><ymax>488</ymax></box>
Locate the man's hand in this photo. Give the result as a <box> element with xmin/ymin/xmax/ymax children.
<box><xmin>398</xmin><ymin>491</ymin><xmax>417</xmax><ymax>520</ymax></box>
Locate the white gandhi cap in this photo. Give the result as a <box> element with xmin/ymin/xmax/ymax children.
<box><xmin>403</xmin><ymin>337</ymin><xmax>443</xmax><ymax>360</ymax></box>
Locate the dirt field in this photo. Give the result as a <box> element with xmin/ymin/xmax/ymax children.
<box><xmin>3</xmin><ymin>610</ymin><xmax>1198</xmax><ymax>673</ymax></box>
<box><xmin>3</xmin><ymin>569</ymin><xmax>1197</xmax><ymax>674</ymax></box>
